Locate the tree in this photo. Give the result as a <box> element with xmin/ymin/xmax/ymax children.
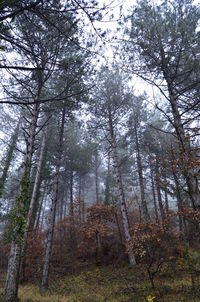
<box><xmin>90</xmin><ymin>66</ymin><xmax>136</xmax><ymax>266</ymax></box>
<box><xmin>3</xmin><ymin>1</ymin><xmax>85</xmax><ymax>300</ymax></box>
<box><xmin>128</xmin><ymin>94</ymin><xmax>150</xmax><ymax>221</ymax></box>
<box><xmin>126</xmin><ymin>0</ymin><xmax>200</xmax><ymax>208</ymax></box>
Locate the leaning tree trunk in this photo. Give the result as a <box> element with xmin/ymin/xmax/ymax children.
<box><xmin>160</xmin><ymin>48</ymin><xmax>200</xmax><ymax>208</ymax></box>
<box><xmin>0</xmin><ymin>121</ymin><xmax>20</xmax><ymax>198</ymax></box>
<box><xmin>3</xmin><ymin>102</ymin><xmax>40</xmax><ymax>302</ymax></box>
<box><xmin>168</xmin><ymin>88</ymin><xmax>200</xmax><ymax>208</ymax></box>
<box><xmin>108</xmin><ymin>112</ymin><xmax>136</xmax><ymax>266</ymax></box>
<box><xmin>40</xmin><ymin>106</ymin><xmax>66</xmax><ymax>293</ymax></box>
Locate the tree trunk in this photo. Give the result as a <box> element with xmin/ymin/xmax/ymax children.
<box><xmin>95</xmin><ymin>148</ymin><xmax>99</xmax><ymax>204</ymax></box>
<box><xmin>149</xmin><ymin>157</ymin><xmax>159</xmax><ymax>222</ymax></box>
<box><xmin>40</xmin><ymin>106</ymin><xmax>66</xmax><ymax>293</ymax></box>
<box><xmin>134</xmin><ymin>121</ymin><xmax>149</xmax><ymax>221</ymax></box>
<box><xmin>34</xmin><ymin>183</ymin><xmax>48</xmax><ymax>230</ymax></box>
<box><xmin>170</xmin><ymin>146</ymin><xmax>188</xmax><ymax>237</ymax></box>
<box><xmin>81</xmin><ymin>176</ymin><xmax>85</xmax><ymax>223</ymax></box>
<box><xmin>69</xmin><ymin>169</ymin><xmax>77</xmax><ymax>252</ymax></box>
<box><xmin>105</xmin><ymin>152</ymin><xmax>111</xmax><ymax>205</ymax></box>
<box><xmin>160</xmin><ymin>47</ymin><xmax>200</xmax><ymax>208</ymax></box>
<box><xmin>3</xmin><ymin>243</ymin><xmax>21</xmax><ymax>302</ymax></box>
<box><xmin>78</xmin><ymin>174</ymin><xmax>82</xmax><ymax>223</ymax></box>
<box><xmin>20</xmin><ymin>125</ymin><xmax>47</xmax><ymax>279</ymax></box>
<box><xmin>0</xmin><ymin>121</ymin><xmax>19</xmax><ymax>198</ymax></box>
<box><xmin>69</xmin><ymin>170</ymin><xmax>74</xmax><ymax>218</ymax></box>
<box><xmin>39</xmin><ymin>192</ymin><xmax>48</xmax><ymax>230</ymax></box>
<box><xmin>168</xmin><ymin>88</ymin><xmax>200</xmax><ymax>208</ymax></box>
<box><xmin>162</xmin><ymin>159</ymin><xmax>169</xmax><ymax>214</ymax></box>
<box><xmin>155</xmin><ymin>156</ymin><xmax>165</xmax><ymax>223</ymax></box>
<box><xmin>108</xmin><ymin>111</ymin><xmax>136</xmax><ymax>266</ymax></box>
<box><xmin>3</xmin><ymin>103</ymin><xmax>40</xmax><ymax>302</ymax></box>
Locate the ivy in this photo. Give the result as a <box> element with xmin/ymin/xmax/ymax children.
<box><xmin>10</xmin><ymin>161</ymin><xmax>30</xmax><ymax>245</ymax></box>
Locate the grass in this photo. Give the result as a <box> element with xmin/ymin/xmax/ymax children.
<box><xmin>1</xmin><ymin>264</ymin><xmax>200</xmax><ymax>301</ymax></box>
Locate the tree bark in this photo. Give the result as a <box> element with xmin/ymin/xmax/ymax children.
<box><xmin>69</xmin><ymin>170</ymin><xmax>74</xmax><ymax>218</ymax></box>
<box><xmin>0</xmin><ymin>121</ymin><xmax>19</xmax><ymax>198</ymax></box>
<box><xmin>149</xmin><ymin>157</ymin><xmax>159</xmax><ymax>222</ymax></box>
<box><xmin>34</xmin><ymin>183</ymin><xmax>48</xmax><ymax>230</ymax></box>
<box><xmin>155</xmin><ymin>156</ymin><xmax>165</xmax><ymax>223</ymax></box>
<box><xmin>162</xmin><ymin>159</ymin><xmax>169</xmax><ymax>214</ymax></box>
<box><xmin>95</xmin><ymin>147</ymin><xmax>99</xmax><ymax>204</ymax></box>
<box><xmin>134</xmin><ymin>121</ymin><xmax>149</xmax><ymax>221</ymax></box>
<box><xmin>3</xmin><ymin>243</ymin><xmax>21</xmax><ymax>302</ymax></box>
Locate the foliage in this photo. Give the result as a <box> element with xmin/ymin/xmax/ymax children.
<box><xmin>79</xmin><ymin>204</ymin><xmax>115</xmax><ymax>260</ymax></box>
<box><xmin>129</xmin><ymin>217</ymin><xmax>180</xmax><ymax>288</ymax></box>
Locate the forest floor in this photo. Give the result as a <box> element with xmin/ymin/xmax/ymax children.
<box><xmin>0</xmin><ymin>264</ymin><xmax>200</xmax><ymax>302</ymax></box>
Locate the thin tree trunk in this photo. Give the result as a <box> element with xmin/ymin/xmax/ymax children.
<box><xmin>69</xmin><ymin>170</ymin><xmax>77</xmax><ymax>251</ymax></box>
<box><xmin>69</xmin><ymin>170</ymin><xmax>74</xmax><ymax>218</ymax></box>
<box><xmin>134</xmin><ymin>122</ymin><xmax>149</xmax><ymax>221</ymax></box>
<box><xmin>39</xmin><ymin>193</ymin><xmax>48</xmax><ymax>230</ymax></box>
<box><xmin>64</xmin><ymin>187</ymin><xmax>68</xmax><ymax>219</ymax></box>
<box><xmin>155</xmin><ymin>156</ymin><xmax>165</xmax><ymax>223</ymax></box>
<box><xmin>40</xmin><ymin>106</ymin><xmax>66</xmax><ymax>293</ymax></box>
<box><xmin>59</xmin><ymin>189</ymin><xmax>65</xmax><ymax>222</ymax></box>
<box><xmin>78</xmin><ymin>174</ymin><xmax>82</xmax><ymax>223</ymax></box>
<box><xmin>170</xmin><ymin>146</ymin><xmax>188</xmax><ymax>236</ymax></box>
<box><xmin>34</xmin><ymin>183</ymin><xmax>47</xmax><ymax>230</ymax></box>
<box><xmin>20</xmin><ymin>125</ymin><xmax>47</xmax><ymax>279</ymax></box>
<box><xmin>95</xmin><ymin>148</ymin><xmax>99</xmax><ymax>204</ymax></box>
<box><xmin>81</xmin><ymin>176</ymin><xmax>85</xmax><ymax>223</ymax></box>
<box><xmin>108</xmin><ymin>111</ymin><xmax>136</xmax><ymax>266</ymax></box>
<box><xmin>162</xmin><ymin>159</ymin><xmax>169</xmax><ymax>214</ymax></box>
<box><xmin>0</xmin><ymin>121</ymin><xmax>20</xmax><ymax>198</ymax></box>
<box><xmin>149</xmin><ymin>157</ymin><xmax>159</xmax><ymax>222</ymax></box>
<box><xmin>105</xmin><ymin>152</ymin><xmax>111</xmax><ymax>205</ymax></box>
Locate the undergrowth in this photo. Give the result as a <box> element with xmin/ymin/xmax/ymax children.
<box><xmin>0</xmin><ymin>264</ymin><xmax>200</xmax><ymax>301</ymax></box>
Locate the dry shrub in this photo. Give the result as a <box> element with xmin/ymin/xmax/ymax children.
<box><xmin>23</xmin><ymin>230</ymin><xmax>45</xmax><ymax>282</ymax></box>
<box><xmin>50</xmin><ymin>217</ymin><xmax>77</xmax><ymax>275</ymax></box>
<box><xmin>78</xmin><ymin>204</ymin><xmax>126</xmax><ymax>264</ymax></box>
<box><xmin>129</xmin><ymin>216</ymin><xmax>180</xmax><ymax>288</ymax></box>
